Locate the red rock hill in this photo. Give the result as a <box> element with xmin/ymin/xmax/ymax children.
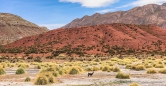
<box><xmin>6</xmin><ymin>23</ymin><xmax>166</xmax><ymax>56</ymax></box>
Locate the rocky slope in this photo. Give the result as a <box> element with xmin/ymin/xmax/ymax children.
<box><xmin>6</xmin><ymin>24</ymin><xmax>166</xmax><ymax>56</ymax></box>
<box><xmin>63</xmin><ymin>3</ymin><xmax>166</xmax><ymax>28</ymax></box>
<box><xmin>0</xmin><ymin>13</ymin><xmax>49</xmax><ymax>45</ymax></box>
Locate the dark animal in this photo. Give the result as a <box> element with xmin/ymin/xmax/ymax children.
<box><xmin>88</xmin><ymin>71</ymin><xmax>94</xmax><ymax>77</ymax></box>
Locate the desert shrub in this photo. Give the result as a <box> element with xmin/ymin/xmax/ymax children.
<box><xmin>34</xmin><ymin>73</ymin><xmax>55</xmax><ymax>85</ymax></box>
<box><xmin>163</xmin><ymin>57</ymin><xmax>166</xmax><ymax>60</ymax></box>
<box><xmin>92</xmin><ymin>66</ymin><xmax>100</xmax><ymax>71</ymax></box>
<box><xmin>93</xmin><ymin>58</ymin><xmax>101</xmax><ymax>62</ymax></box>
<box><xmin>163</xmin><ymin>61</ymin><xmax>166</xmax><ymax>65</ymax></box>
<box><xmin>69</xmin><ymin>67</ymin><xmax>81</xmax><ymax>74</ymax></box>
<box><xmin>118</xmin><ymin>61</ymin><xmax>126</xmax><ymax>65</ymax></box>
<box><xmin>144</xmin><ymin>64</ymin><xmax>153</xmax><ymax>68</ymax></box>
<box><xmin>41</xmin><ymin>67</ymin><xmax>55</xmax><ymax>73</ymax></box>
<box><xmin>107</xmin><ymin>62</ymin><xmax>114</xmax><ymax>66</ymax></box>
<box><xmin>129</xmin><ymin>82</ymin><xmax>140</xmax><ymax>86</ymax></box>
<box><xmin>25</xmin><ymin>77</ymin><xmax>31</xmax><ymax>82</ymax></box>
<box><xmin>147</xmin><ymin>68</ymin><xmax>157</xmax><ymax>74</ymax></box>
<box><xmin>61</xmin><ymin>66</ymin><xmax>70</xmax><ymax>74</ymax></box>
<box><xmin>36</xmin><ymin>65</ymin><xmax>41</xmax><ymax>69</ymax></box>
<box><xmin>110</xmin><ymin>57</ymin><xmax>119</xmax><ymax>61</ymax></box>
<box><xmin>112</xmin><ymin>66</ymin><xmax>120</xmax><ymax>72</ymax></box>
<box><xmin>52</xmin><ymin>71</ymin><xmax>59</xmax><ymax>77</ymax></box>
<box><xmin>92</xmin><ymin>62</ymin><xmax>98</xmax><ymax>65</ymax></box>
<box><xmin>34</xmin><ymin>75</ymin><xmax>49</xmax><ymax>85</ymax></box>
<box><xmin>154</xmin><ymin>63</ymin><xmax>164</xmax><ymax>68</ymax></box>
<box><xmin>58</xmin><ymin>69</ymin><xmax>65</xmax><ymax>75</ymax></box>
<box><xmin>159</xmin><ymin>68</ymin><xmax>166</xmax><ymax>74</ymax></box>
<box><xmin>130</xmin><ymin>64</ymin><xmax>144</xmax><ymax>71</ymax></box>
<box><xmin>134</xmin><ymin>65</ymin><xmax>145</xmax><ymax>71</ymax></box>
<box><xmin>85</xmin><ymin>67</ymin><xmax>93</xmax><ymax>71</ymax></box>
<box><xmin>125</xmin><ymin>64</ymin><xmax>133</xmax><ymax>69</ymax></box>
<box><xmin>16</xmin><ymin>67</ymin><xmax>26</xmax><ymax>74</ymax></box>
<box><xmin>18</xmin><ymin>63</ymin><xmax>29</xmax><ymax>68</ymax></box>
<box><xmin>1</xmin><ymin>62</ymin><xmax>7</xmax><ymax>68</ymax></box>
<box><xmin>45</xmin><ymin>73</ymin><xmax>55</xmax><ymax>83</ymax></box>
<box><xmin>0</xmin><ymin>67</ymin><xmax>6</xmax><ymax>75</ymax></box>
<box><xmin>10</xmin><ymin>64</ymin><xmax>14</xmax><ymax>68</ymax></box>
<box><xmin>116</xmin><ymin>72</ymin><xmax>130</xmax><ymax>79</ymax></box>
<box><xmin>101</xmin><ymin>65</ymin><xmax>110</xmax><ymax>71</ymax></box>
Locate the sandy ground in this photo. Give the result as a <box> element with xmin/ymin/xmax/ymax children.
<box><xmin>0</xmin><ymin>65</ymin><xmax>166</xmax><ymax>86</ymax></box>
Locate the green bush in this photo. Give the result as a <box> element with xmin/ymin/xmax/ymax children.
<box><xmin>18</xmin><ymin>63</ymin><xmax>29</xmax><ymax>68</ymax></box>
<box><xmin>129</xmin><ymin>82</ymin><xmax>140</xmax><ymax>86</ymax></box>
<box><xmin>16</xmin><ymin>67</ymin><xmax>26</xmax><ymax>74</ymax></box>
<box><xmin>116</xmin><ymin>72</ymin><xmax>130</xmax><ymax>79</ymax></box>
<box><xmin>112</xmin><ymin>66</ymin><xmax>120</xmax><ymax>72</ymax></box>
<box><xmin>36</xmin><ymin>65</ymin><xmax>41</xmax><ymax>69</ymax></box>
<box><xmin>146</xmin><ymin>68</ymin><xmax>157</xmax><ymax>74</ymax></box>
<box><xmin>34</xmin><ymin>75</ymin><xmax>49</xmax><ymax>85</ymax></box>
<box><xmin>58</xmin><ymin>69</ymin><xmax>65</xmax><ymax>75</ymax></box>
<box><xmin>154</xmin><ymin>63</ymin><xmax>164</xmax><ymax>68</ymax></box>
<box><xmin>159</xmin><ymin>68</ymin><xmax>166</xmax><ymax>74</ymax></box>
<box><xmin>134</xmin><ymin>65</ymin><xmax>145</xmax><ymax>71</ymax></box>
<box><xmin>125</xmin><ymin>64</ymin><xmax>133</xmax><ymax>69</ymax></box>
<box><xmin>52</xmin><ymin>71</ymin><xmax>59</xmax><ymax>77</ymax></box>
<box><xmin>34</xmin><ymin>73</ymin><xmax>55</xmax><ymax>85</ymax></box>
<box><xmin>69</xmin><ymin>67</ymin><xmax>80</xmax><ymax>74</ymax></box>
<box><xmin>0</xmin><ymin>67</ymin><xmax>6</xmax><ymax>75</ymax></box>
<box><xmin>46</xmin><ymin>73</ymin><xmax>55</xmax><ymax>84</ymax></box>
<box><xmin>101</xmin><ymin>65</ymin><xmax>110</xmax><ymax>71</ymax></box>
<box><xmin>25</xmin><ymin>77</ymin><xmax>31</xmax><ymax>82</ymax></box>
<box><xmin>93</xmin><ymin>58</ymin><xmax>101</xmax><ymax>62</ymax></box>
<box><xmin>144</xmin><ymin>64</ymin><xmax>153</xmax><ymax>68</ymax></box>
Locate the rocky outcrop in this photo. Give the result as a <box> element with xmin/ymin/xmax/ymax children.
<box><xmin>0</xmin><ymin>13</ymin><xmax>49</xmax><ymax>45</ymax></box>
<box><xmin>63</xmin><ymin>3</ymin><xmax>166</xmax><ymax>28</ymax></box>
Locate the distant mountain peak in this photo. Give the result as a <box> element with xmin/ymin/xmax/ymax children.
<box><xmin>162</xmin><ymin>3</ymin><xmax>166</xmax><ymax>6</ymax></box>
<box><xmin>0</xmin><ymin>13</ymin><xmax>49</xmax><ymax>45</ymax></box>
<box><xmin>63</xmin><ymin>3</ymin><xmax>166</xmax><ymax>28</ymax></box>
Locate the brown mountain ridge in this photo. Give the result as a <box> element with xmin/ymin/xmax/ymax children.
<box><xmin>0</xmin><ymin>13</ymin><xmax>49</xmax><ymax>45</ymax></box>
<box><xmin>63</xmin><ymin>3</ymin><xmax>166</xmax><ymax>28</ymax></box>
<box><xmin>4</xmin><ymin>23</ymin><xmax>166</xmax><ymax>57</ymax></box>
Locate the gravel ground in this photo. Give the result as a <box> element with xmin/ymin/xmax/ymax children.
<box><xmin>0</xmin><ymin>66</ymin><xmax>166</xmax><ymax>86</ymax></box>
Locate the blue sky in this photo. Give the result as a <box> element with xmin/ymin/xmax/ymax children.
<box><xmin>0</xmin><ymin>0</ymin><xmax>166</xmax><ymax>30</ymax></box>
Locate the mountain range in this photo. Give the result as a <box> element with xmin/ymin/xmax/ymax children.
<box><xmin>0</xmin><ymin>13</ymin><xmax>48</xmax><ymax>45</ymax></box>
<box><xmin>1</xmin><ymin>3</ymin><xmax>166</xmax><ymax>57</ymax></box>
<box><xmin>63</xmin><ymin>3</ymin><xmax>166</xmax><ymax>28</ymax></box>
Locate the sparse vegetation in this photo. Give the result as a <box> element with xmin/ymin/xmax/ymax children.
<box><xmin>16</xmin><ymin>67</ymin><xmax>26</xmax><ymax>74</ymax></box>
<box><xmin>69</xmin><ymin>66</ymin><xmax>81</xmax><ymax>74</ymax></box>
<box><xmin>25</xmin><ymin>77</ymin><xmax>31</xmax><ymax>82</ymax></box>
<box><xmin>129</xmin><ymin>82</ymin><xmax>140</xmax><ymax>86</ymax></box>
<box><xmin>34</xmin><ymin>75</ymin><xmax>49</xmax><ymax>85</ymax></box>
<box><xmin>0</xmin><ymin>67</ymin><xmax>6</xmax><ymax>75</ymax></box>
<box><xmin>0</xmin><ymin>56</ymin><xmax>166</xmax><ymax>85</ymax></box>
<box><xmin>147</xmin><ymin>68</ymin><xmax>157</xmax><ymax>74</ymax></box>
<box><xmin>159</xmin><ymin>68</ymin><xmax>166</xmax><ymax>74</ymax></box>
<box><xmin>34</xmin><ymin>73</ymin><xmax>55</xmax><ymax>85</ymax></box>
<box><xmin>116</xmin><ymin>72</ymin><xmax>130</xmax><ymax>79</ymax></box>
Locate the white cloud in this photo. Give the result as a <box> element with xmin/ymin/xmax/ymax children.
<box><xmin>131</xmin><ymin>0</ymin><xmax>166</xmax><ymax>6</ymax></box>
<box><xmin>39</xmin><ymin>24</ymin><xmax>65</xmax><ymax>30</ymax></box>
<box><xmin>59</xmin><ymin>0</ymin><xmax>119</xmax><ymax>8</ymax></box>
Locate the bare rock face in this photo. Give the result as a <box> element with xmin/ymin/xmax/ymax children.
<box><xmin>0</xmin><ymin>13</ymin><xmax>49</xmax><ymax>45</ymax></box>
<box><xmin>63</xmin><ymin>3</ymin><xmax>166</xmax><ymax>28</ymax></box>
